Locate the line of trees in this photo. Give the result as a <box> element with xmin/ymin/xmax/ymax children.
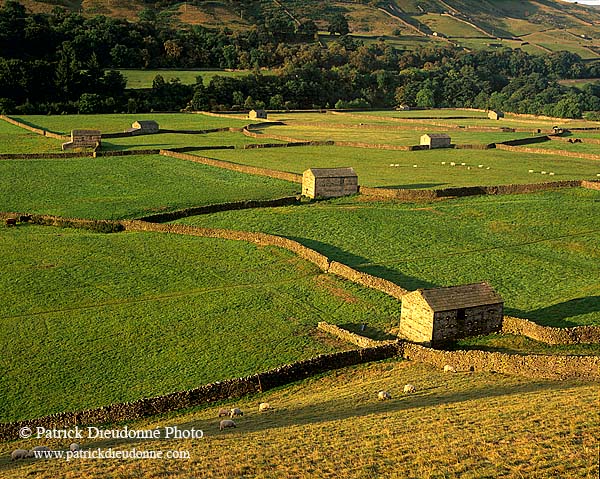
<box><xmin>0</xmin><ymin>1</ymin><xmax>599</xmax><ymax>117</ymax></box>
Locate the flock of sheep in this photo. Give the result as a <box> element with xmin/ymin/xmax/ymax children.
<box><xmin>12</xmin><ymin>365</ymin><xmax>460</xmax><ymax>460</ymax></box>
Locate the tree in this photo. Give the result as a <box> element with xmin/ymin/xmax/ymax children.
<box><xmin>416</xmin><ymin>87</ymin><xmax>435</xmax><ymax>108</ymax></box>
<box><xmin>328</xmin><ymin>14</ymin><xmax>349</xmax><ymax>36</ymax></box>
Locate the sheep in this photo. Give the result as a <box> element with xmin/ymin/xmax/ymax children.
<box><xmin>460</xmin><ymin>162</ymin><xmax>466</xmax><ymax>166</ymax></box>
<box><xmin>450</xmin><ymin>162</ymin><xmax>456</xmax><ymax>166</ymax></box>
<box><xmin>413</xmin><ymin>164</ymin><xmax>418</xmax><ymax>168</ymax></box>
<box><xmin>377</xmin><ymin>391</ymin><xmax>392</xmax><ymax>401</ymax></box>
<box><xmin>219</xmin><ymin>420</ymin><xmax>237</xmax><ymax>431</ymax></box>
<box><xmin>69</xmin><ymin>443</ymin><xmax>80</xmax><ymax>452</ymax></box>
<box><xmin>258</xmin><ymin>402</ymin><xmax>271</xmax><ymax>412</ymax></box>
<box><xmin>478</xmin><ymin>165</ymin><xmax>483</xmax><ymax>168</ymax></box>
<box><xmin>444</xmin><ymin>364</ymin><xmax>457</xmax><ymax>373</ymax></box>
<box><xmin>11</xmin><ymin>449</ymin><xmax>32</xmax><ymax>461</ymax></box>
<box><xmin>549</xmin><ymin>172</ymin><xmax>555</xmax><ymax>176</ymax></box>
<box><xmin>441</xmin><ymin>161</ymin><xmax>446</xmax><ymax>165</ymax></box>
<box><xmin>403</xmin><ymin>384</ymin><xmax>416</xmax><ymax>394</ymax></box>
<box><xmin>230</xmin><ymin>408</ymin><xmax>244</xmax><ymax>418</ymax></box>
<box><xmin>541</xmin><ymin>171</ymin><xmax>547</xmax><ymax>175</ymax></box>
<box><xmin>218</xmin><ymin>408</ymin><xmax>230</xmax><ymax>417</ymax></box>
<box><xmin>528</xmin><ymin>169</ymin><xmax>534</xmax><ymax>173</ymax></box>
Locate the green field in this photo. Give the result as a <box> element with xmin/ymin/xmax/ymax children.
<box><xmin>0</xmin><ymin>225</ymin><xmax>401</xmax><ymax>421</ymax></box>
<box><xmin>9</xmin><ymin>113</ymin><xmax>250</xmax><ymax>136</ymax></box>
<box><xmin>0</xmin><ymin>155</ymin><xmax>299</xmax><ymax>219</ymax></box>
<box><xmin>0</xmin><ymin>120</ymin><xmax>63</xmax><ymax>154</ymax></box>
<box><xmin>2</xmin><ymin>360</ymin><xmax>597</xmax><ymax>478</ymax></box>
<box><xmin>198</xmin><ymin>145</ymin><xmax>600</xmax><ymax>188</ymax></box>
<box><xmin>176</xmin><ymin>188</ymin><xmax>600</xmax><ymax>327</ymax></box>
<box><xmin>119</xmin><ymin>69</ymin><xmax>275</xmax><ymax>89</ymax></box>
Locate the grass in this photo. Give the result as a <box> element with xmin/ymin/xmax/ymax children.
<box><xmin>252</xmin><ymin>124</ymin><xmax>536</xmax><ymax>145</ymax></box>
<box><xmin>1</xmin><ymin>359</ymin><xmax>598</xmax><ymax>478</ymax></box>
<box><xmin>0</xmin><ymin>120</ymin><xmax>63</xmax><ymax>154</ymax></box>
<box><xmin>175</xmin><ymin>188</ymin><xmax>600</xmax><ymax>327</ymax></box>
<box><xmin>198</xmin><ymin>145</ymin><xmax>600</xmax><ymax>188</ymax></box>
<box><xmin>418</xmin><ymin>13</ymin><xmax>485</xmax><ymax>37</ymax></box>
<box><xmin>119</xmin><ymin>69</ymin><xmax>275</xmax><ymax>89</ymax></box>
<box><xmin>0</xmin><ymin>224</ymin><xmax>402</xmax><ymax>421</ymax></box>
<box><xmin>101</xmin><ymin>131</ymin><xmax>284</xmax><ymax>151</ymax></box>
<box><xmin>9</xmin><ymin>113</ymin><xmax>251</xmax><ymax>136</ymax></box>
<box><xmin>0</xmin><ymin>154</ymin><xmax>299</xmax><ymax>219</ymax></box>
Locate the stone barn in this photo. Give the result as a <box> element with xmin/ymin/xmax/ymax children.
<box><xmin>399</xmin><ymin>282</ymin><xmax>504</xmax><ymax>346</ymax></box>
<box><xmin>488</xmin><ymin>110</ymin><xmax>504</xmax><ymax>120</ymax></box>
<box><xmin>420</xmin><ymin>133</ymin><xmax>451</xmax><ymax>149</ymax></box>
<box><xmin>302</xmin><ymin>167</ymin><xmax>359</xmax><ymax>199</ymax></box>
<box><xmin>249</xmin><ymin>109</ymin><xmax>268</xmax><ymax>120</ymax></box>
<box><xmin>128</xmin><ymin>120</ymin><xmax>159</xmax><ymax>134</ymax></box>
<box><xmin>62</xmin><ymin>130</ymin><xmax>101</xmax><ymax>150</ymax></box>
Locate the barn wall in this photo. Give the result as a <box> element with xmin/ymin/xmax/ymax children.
<box><xmin>399</xmin><ymin>293</ymin><xmax>434</xmax><ymax>344</ymax></box>
<box><xmin>432</xmin><ymin>303</ymin><xmax>503</xmax><ymax>343</ymax></box>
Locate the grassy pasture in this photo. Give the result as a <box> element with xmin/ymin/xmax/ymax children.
<box><xmin>118</xmin><ymin>69</ymin><xmax>275</xmax><ymax>89</ymax></box>
<box><xmin>0</xmin><ymin>155</ymin><xmax>299</xmax><ymax>219</ymax></box>
<box><xmin>418</xmin><ymin>13</ymin><xmax>484</xmax><ymax>37</ymax></box>
<box><xmin>9</xmin><ymin>113</ymin><xmax>250</xmax><ymax>136</ymax></box>
<box><xmin>2</xmin><ymin>360</ymin><xmax>598</xmax><ymax>478</ymax></box>
<box><xmin>253</xmin><ymin>124</ymin><xmax>536</xmax><ymax>145</ymax></box>
<box><xmin>0</xmin><ymin>120</ymin><xmax>63</xmax><ymax>154</ymax></box>
<box><xmin>0</xmin><ymin>225</ymin><xmax>401</xmax><ymax>421</ymax></box>
<box><xmin>531</xmin><ymin>139</ymin><xmax>600</xmax><ymax>155</ymax></box>
<box><xmin>102</xmin><ymin>131</ymin><xmax>284</xmax><ymax>151</ymax></box>
<box><xmin>199</xmin><ymin>145</ymin><xmax>600</xmax><ymax>188</ymax></box>
<box><xmin>176</xmin><ymin>189</ymin><xmax>600</xmax><ymax>327</ymax></box>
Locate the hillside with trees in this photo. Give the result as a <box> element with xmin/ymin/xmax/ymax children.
<box><xmin>0</xmin><ymin>0</ymin><xmax>599</xmax><ymax>117</ymax></box>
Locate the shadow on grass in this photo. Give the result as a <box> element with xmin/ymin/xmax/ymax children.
<box><xmin>372</xmin><ymin>183</ymin><xmax>446</xmax><ymax>190</ymax></box>
<box><xmin>507</xmin><ymin>296</ymin><xmax>600</xmax><ymax>327</ymax></box>
<box><xmin>339</xmin><ymin>323</ymin><xmax>397</xmax><ymax>341</ymax></box>
<box><xmin>285</xmin><ymin>236</ymin><xmax>438</xmax><ymax>292</ymax></box>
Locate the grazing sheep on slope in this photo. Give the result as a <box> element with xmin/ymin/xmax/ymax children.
<box><xmin>377</xmin><ymin>391</ymin><xmax>392</xmax><ymax>401</ymax></box>
<box><xmin>218</xmin><ymin>408</ymin><xmax>230</xmax><ymax>417</ymax></box>
<box><xmin>11</xmin><ymin>449</ymin><xmax>32</xmax><ymax>461</ymax></box>
<box><xmin>230</xmin><ymin>408</ymin><xmax>244</xmax><ymax>418</ymax></box>
<box><xmin>259</xmin><ymin>402</ymin><xmax>271</xmax><ymax>412</ymax></box>
<box><xmin>403</xmin><ymin>384</ymin><xmax>417</xmax><ymax>394</ymax></box>
<box><xmin>69</xmin><ymin>443</ymin><xmax>80</xmax><ymax>452</ymax></box>
<box><xmin>444</xmin><ymin>365</ymin><xmax>457</xmax><ymax>373</ymax></box>
<box><xmin>219</xmin><ymin>420</ymin><xmax>237</xmax><ymax>431</ymax></box>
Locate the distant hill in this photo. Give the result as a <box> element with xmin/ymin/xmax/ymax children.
<box><xmin>14</xmin><ymin>0</ymin><xmax>600</xmax><ymax>59</ymax></box>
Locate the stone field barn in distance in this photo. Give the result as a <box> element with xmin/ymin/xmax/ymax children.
<box><xmin>248</xmin><ymin>109</ymin><xmax>268</xmax><ymax>120</ymax></box>
<box><xmin>302</xmin><ymin>167</ymin><xmax>359</xmax><ymax>199</ymax></box>
<box><xmin>128</xmin><ymin>120</ymin><xmax>159</xmax><ymax>134</ymax></box>
<box><xmin>399</xmin><ymin>282</ymin><xmax>504</xmax><ymax>346</ymax></box>
<box><xmin>62</xmin><ymin>129</ymin><xmax>101</xmax><ymax>150</ymax></box>
<box><xmin>420</xmin><ymin>133</ymin><xmax>451</xmax><ymax>149</ymax></box>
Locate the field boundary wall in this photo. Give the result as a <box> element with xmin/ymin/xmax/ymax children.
<box><xmin>0</xmin><ymin>115</ymin><xmax>70</xmax><ymax>140</ymax></box>
<box><xmin>496</xmin><ymin>143</ymin><xmax>600</xmax><ymax>161</ymax></box>
<box><xmin>136</xmin><ymin>196</ymin><xmax>301</xmax><ymax>222</ymax></box>
<box><xmin>159</xmin><ymin>149</ymin><xmax>302</xmax><ymax>183</ymax></box>
<box><xmin>502</xmin><ymin>316</ymin><xmax>600</xmax><ymax>345</ymax></box>
<box><xmin>0</xmin><ymin>344</ymin><xmax>400</xmax><ymax>442</ymax></box>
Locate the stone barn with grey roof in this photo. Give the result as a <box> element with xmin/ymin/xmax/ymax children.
<box><xmin>127</xmin><ymin>120</ymin><xmax>159</xmax><ymax>135</ymax></box>
<box><xmin>420</xmin><ymin>133</ymin><xmax>451</xmax><ymax>149</ymax></box>
<box><xmin>399</xmin><ymin>282</ymin><xmax>503</xmax><ymax>345</ymax></box>
<box><xmin>302</xmin><ymin>167</ymin><xmax>359</xmax><ymax>199</ymax></box>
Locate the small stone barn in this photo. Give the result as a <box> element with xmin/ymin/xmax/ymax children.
<box><xmin>399</xmin><ymin>282</ymin><xmax>504</xmax><ymax>345</ymax></box>
<box><xmin>62</xmin><ymin>130</ymin><xmax>101</xmax><ymax>150</ymax></box>
<box><xmin>302</xmin><ymin>167</ymin><xmax>359</xmax><ymax>199</ymax></box>
<box><xmin>128</xmin><ymin>120</ymin><xmax>159</xmax><ymax>134</ymax></box>
<box><xmin>420</xmin><ymin>133</ymin><xmax>451</xmax><ymax>149</ymax></box>
<box><xmin>488</xmin><ymin>110</ymin><xmax>504</xmax><ymax>120</ymax></box>
<box><xmin>249</xmin><ymin>109</ymin><xmax>268</xmax><ymax>120</ymax></box>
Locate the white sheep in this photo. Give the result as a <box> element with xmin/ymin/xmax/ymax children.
<box><xmin>11</xmin><ymin>449</ymin><xmax>32</xmax><ymax>461</ymax></box>
<box><xmin>444</xmin><ymin>364</ymin><xmax>457</xmax><ymax>373</ymax></box>
<box><xmin>413</xmin><ymin>164</ymin><xmax>418</xmax><ymax>168</ymax></box>
<box><xmin>230</xmin><ymin>408</ymin><xmax>244</xmax><ymax>418</ymax></box>
<box><xmin>258</xmin><ymin>402</ymin><xmax>271</xmax><ymax>412</ymax></box>
<box><xmin>403</xmin><ymin>384</ymin><xmax>417</xmax><ymax>394</ymax></box>
<box><xmin>541</xmin><ymin>171</ymin><xmax>547</xmax><ymax>175</ymax></box>
<box><xmin>528</xmin><ymin>169</ymin><xmax>534</xmax><ymax>173</ymax></box>
<box><xmin>69</xmin><ymin>443</ymin><xmax>80</xmax><ymax>452</ymax></box>
<box><xmin>441</xmin><ymin>161</ymin><xmax>446</xmax><ymax>165</ymax></box>
<box><xmin>549</xmin><ymin>172</ymin><xmax>555</xmax><ymax>176</ymax></box>
<box><xmin>478</xmin><ymin>165</ymin><xmax>483</xmax><ymax>168</ymax></box>
<box><xmin>218</xmin><ymin>408</ymin><xmax>229</xmax><ymax>417</ymax></box>
<box><xmin>450</xmin><ymin>162</ymin><xmax>456</xmax><ymax>166</ymax></box>
<box><xmin>377</xmin><ymin>391</ymin><xmax>392</xmax><ymax>401</ymax></box>
<box><xmin>219</xmin><ymin>419</ymin><xmax>237</xmax><ymax>431</ymax></box>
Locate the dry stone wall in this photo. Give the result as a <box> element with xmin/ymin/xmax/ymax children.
<box><xmin>496</xmin><ymin>143</ymin><xmax>600</xmax><ymax>161</ymax></box>
<box><xmin>0</xmin><ymin>344</ymin><xmax>400</xmax><ymax>442</ymax></box>
<box><xmin>502</xmin><ymin>316</ymin><xmax>600</xmax><ymax>345</ymax></box>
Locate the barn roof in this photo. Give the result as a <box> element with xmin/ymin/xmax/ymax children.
<box><xmin>422</xmin><ymin>133</ymin><xmax>450</xmax><ymax>139</ymax></box>
<box><xmin>416</xmin><ymin>282</ymin><xmax>503</xmax><ymax>311</ymax></box>
<box><xmin>305</xmin><ymin>167</ymin><xmax>357</xmax><ymax>178</ymax></box>
<box><xmin>133</xmin><ymin>120</ymin><xmax>159</xmax><ymax>128</ymax></box>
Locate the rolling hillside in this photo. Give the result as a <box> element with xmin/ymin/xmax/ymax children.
<box><xmin>15</xmin><ymin>0</ymin><xmax>600</xmax><ymax>57</ymax></box>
